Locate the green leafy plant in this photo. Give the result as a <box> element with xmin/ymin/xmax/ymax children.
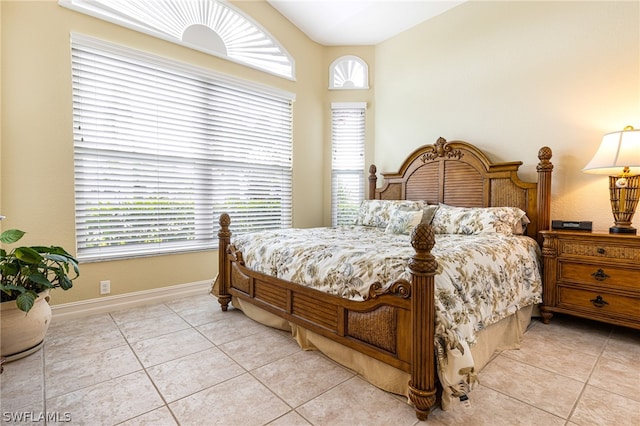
<box><xmin>0</xmin><ymin>229</ymin><xmax>79</xmax><ymax>312</ymax></box>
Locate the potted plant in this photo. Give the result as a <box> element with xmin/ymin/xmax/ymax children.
<box><xmin>0</xmin><ymin>229</ymin><xmax>80</xmax><ymax>361</ymax></box>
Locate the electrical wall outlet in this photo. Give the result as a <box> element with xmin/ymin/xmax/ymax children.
<box><xmin>100</xmin><ymin>280</ymin><xmax>111</xmax><ymax>295</ymax></box>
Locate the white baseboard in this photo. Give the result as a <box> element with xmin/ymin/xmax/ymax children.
<box><xmin>51</xmin><ymin>280</ymin><xmax>213</xmax><ymax>320</ymax></box>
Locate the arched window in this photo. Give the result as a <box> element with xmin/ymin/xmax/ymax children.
<box><xmin>329</xmin><ymin>56</ymin><xmax>369</xmax><ymax>90</ymax></box>
<box><xmin>59</xmin><ymin>0</ymin><xmax>295</xmax><ymax>79</ymax></box>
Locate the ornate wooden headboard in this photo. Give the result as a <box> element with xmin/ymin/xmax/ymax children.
<box><xmin>368</xmin><ymin>137</ymin><xmax>553</xmax><ymax>241</ymax></box>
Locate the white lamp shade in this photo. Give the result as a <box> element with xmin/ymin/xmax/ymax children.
<box><xmin>583</xmin><ymin>128</ymin><xmax>640</xmax><ymax>175</ymax></box>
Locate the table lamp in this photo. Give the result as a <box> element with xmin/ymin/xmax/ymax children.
<box><xmin>583</xmin><ymin>126</ymin><xmax>640</xmax><ymax>234</ymax></box>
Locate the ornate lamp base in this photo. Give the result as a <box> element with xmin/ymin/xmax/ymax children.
<box><xmin>609</xmin><ymin>225</ymin><xmax>637</xmax><ymax>235</ymax></box>
<box><xmin>608</xmin><ymin>173</ymin><xmax>639</xmax><ymax>236</ymax></box>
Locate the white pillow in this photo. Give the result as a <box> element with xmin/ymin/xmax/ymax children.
<box><xmin>420</xmin><ymin>204</ymin><xmax>440</xmax><ymax>225</ymax></box>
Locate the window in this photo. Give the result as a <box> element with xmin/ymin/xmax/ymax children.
<box><xmin>331</xmin><ymin>103</ymin><xmax>366</xmax><ymax>226</ymax></box>
<box><xmin>329</xmin><ymin>56</ymin><xmax>369</xmax><ymax>90</ymax></box>
<box><xmin>59</xmin><ymin>0</ymin><xmax>295</xmax><ymax>79</ymax></box>
<box><xmin>71</xmin><ymin>34</ymin><xmax>293</xmax><ymax>262</ymax></box>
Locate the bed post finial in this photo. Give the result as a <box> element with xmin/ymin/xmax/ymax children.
<box><xmin>408</xmin><ymin>223</ymin><xmax>438</xmax><ymax>420</ymax></box>
<box><xmin>217</xmin><ymin>213</ymin><xmax>232</xmax><ymax>311</ymax></box>
<box><xmin>368</xmin><ymin>164</ymin><xmax>378</xmax><ymax>200</ymax></box>
<box><xmin>536</xmin><ymin>146</ymin><xmax>553</xmax><ymax>244</ymax></box>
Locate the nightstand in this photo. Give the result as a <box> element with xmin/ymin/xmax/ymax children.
<box><xmin>540</xmin><ymin>230</ymin><xmax>640</xmax><ymax>330</ymax></box>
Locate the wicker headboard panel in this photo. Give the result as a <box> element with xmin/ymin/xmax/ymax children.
<box><xmin>369</xmin><ymin>137</ymin><xmax>553</xmax><ymax>241</ymax></box>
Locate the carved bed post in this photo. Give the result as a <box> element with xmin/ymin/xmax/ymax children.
<box><xmin>368</xmin><ymin>165</ymin><xmax>378</xmax><ymax>200</ymax></box>
<box><xmin>539</xmin><ymin>231</ymin><xmax>558</xmax><ymax>324</ymax></box>
<box><xmin>217</xmin><ymin>213</ymin><xmax>232</xmax><ymax>311</ymax></box>
<box><xmin>408</xmin><ymin>223</ymin><xmax>438</xmax><ymax>421</ymax></box>
<box><xmin>536</xmin><ymin>146</ymin><xmax>553</xmax><ymax>245</ymax></box>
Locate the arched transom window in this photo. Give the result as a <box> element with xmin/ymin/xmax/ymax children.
<box><xmin>329</xmin><ymin>55</ymin><xmax>369</xmax><ymax>90</ymax></box>
<box><xmin>59</xmin><ymin>0</ymin><xmax>295</xmax><ymax>79</ymax></box>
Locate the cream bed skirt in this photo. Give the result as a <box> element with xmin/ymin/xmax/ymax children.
<box><xmin>229</xmin><ymin>295</ymin><xmax>534</xmax><ymax>411</ymax></box>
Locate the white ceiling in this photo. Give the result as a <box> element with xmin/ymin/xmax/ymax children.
<box><xmin>266</xmin><ymin>0</ymin><xmax>465</xmax><ymax>46</ymax></box>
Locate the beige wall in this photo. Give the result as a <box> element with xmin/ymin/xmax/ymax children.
<box><xmin>0</xmin><ymin>0</ymin><xmax>325</xmax><ymax>306</ymax></box>
<box><xmin>374</xmin><ymin>0</ymin><xmax>640</xmax><ymax>232</ymax></box>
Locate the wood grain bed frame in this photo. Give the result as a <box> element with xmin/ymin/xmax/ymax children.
<box><xmin>216</xmin><ymin>137</ymin><xmax>553</xmax><ymax>420</ymax></box>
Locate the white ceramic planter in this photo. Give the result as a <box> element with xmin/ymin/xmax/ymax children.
<box><xmin>0</xmin><ymin>291</ymin><xmax>52</xmax><ymax>362</ymax></box>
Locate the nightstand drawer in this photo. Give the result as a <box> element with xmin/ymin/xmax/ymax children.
<box><xmin>558</xmin><ymin>286</ymin><xmax>639</xmax><ymax>318</ymax></box>
<box><xmin>559</xmin><ymin>240</ymin><xmax>640</xmax><ymax>262</ymax></box>
<box><xmin>559</xmin><ymin>262</ymin><xmax>640</xmax><ymax>290</ymax></box>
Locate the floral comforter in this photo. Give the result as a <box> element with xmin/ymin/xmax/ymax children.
<box><xmin>232</xmin><ymin>225</ymin><xmax>542</xmax><ymax>401</ymax></box>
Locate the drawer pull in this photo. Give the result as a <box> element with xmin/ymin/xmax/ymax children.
<box><xmin>590</xmin><ymin>295</ymin><xmax>609</xmax><ymax>308</ymax></box>
<box><xmin>597</xmin><ymin>247</ymin><xmax>605</xmax><ymax>254</ymax></box>
<box><xmin>591</xmin><ymin>269</ymin><xmax>610</xmax><ymax>281</ymax></box>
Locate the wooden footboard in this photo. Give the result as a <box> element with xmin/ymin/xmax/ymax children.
<box><xmin>218</xmin><ymin>213</ymin><xmax>439</xmax><ymax>419</ymax></box>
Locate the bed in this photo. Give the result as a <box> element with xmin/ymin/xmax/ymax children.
<box><xmin>214</xmin><ymin>137</ymin><xmax>553</xmax><ymax>421</ymax></box>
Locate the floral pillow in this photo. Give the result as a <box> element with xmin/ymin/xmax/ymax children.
<box><xmin>385</xmin><ymin>209</ymin><xmax>424</xmax><ymax>234</ymax></box>
<box><xmin>354</xmin><ymin>199</ymin><xmax>426</xmax><ymax>228</ymax></box>
<box><xmin>431</xmin><ymin>204</ymin><xmax>528</xmax><ymax>235</ymax></box>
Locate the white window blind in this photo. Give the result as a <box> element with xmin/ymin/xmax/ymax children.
<box><xmin>60</xmin><ymin>0</ymin><xmax>295</xmax><ymax>80</ymax></box>
<box><xmin>329</xmin><ymin>56</ymin><xmax>369</xmax><ymax>90</ymax></box>
<box><xmin>71</xmin><ymin>35</ymin><xmax>293</xmax><ymax>262</ymax></box>
<box><xmin>331</xmin><ymin>103</ymin><xmax>366</xmax><ymax>226</ymax></box>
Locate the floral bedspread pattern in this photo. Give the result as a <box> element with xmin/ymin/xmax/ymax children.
<box><xmin>232</xmin><ymin>226</ymin><xmax>542</xmax><ymax>400</ymax></box>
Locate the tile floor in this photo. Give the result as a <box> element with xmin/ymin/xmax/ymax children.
<box><xmin>1</xmin><ymin>294</ymin><xmax>638</xmax><ymax>425</ymax></box>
